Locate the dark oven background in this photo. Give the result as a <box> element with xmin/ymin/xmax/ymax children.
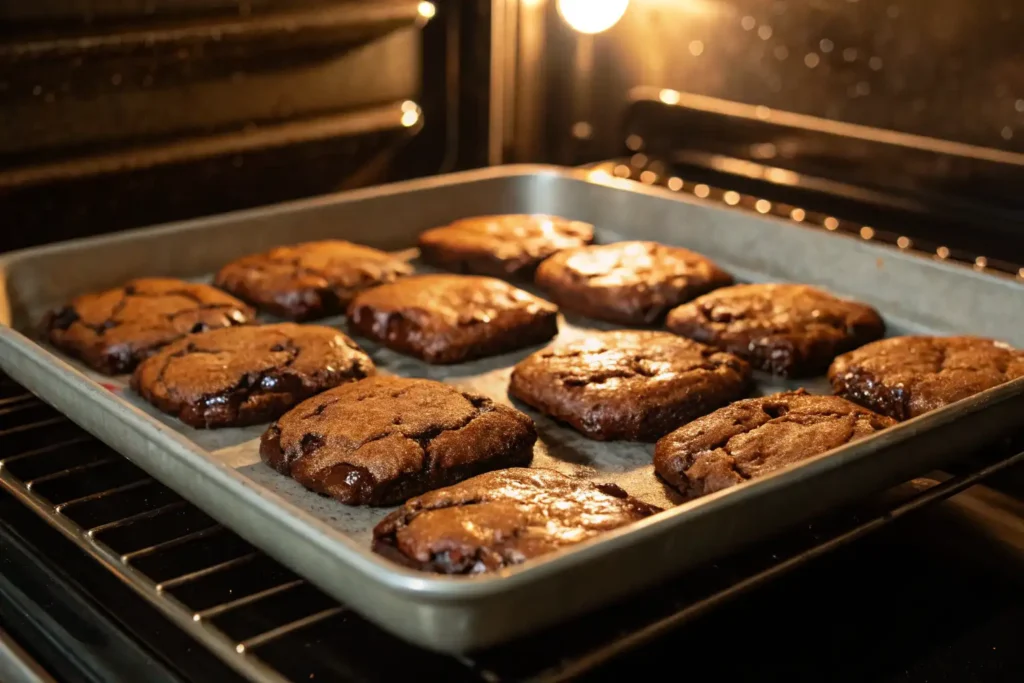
<box><xmin>0</xmin><ymin>0</ymin><xmax>493</xmax><ymax>251</ymax></box>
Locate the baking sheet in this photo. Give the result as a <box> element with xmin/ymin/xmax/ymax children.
<box><xmin>1</xmin><ymin>165</ymin><xmax>1022</xmax><ymax>653</ymax></box>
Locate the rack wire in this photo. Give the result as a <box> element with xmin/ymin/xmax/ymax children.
<box><xmin>2</xmin><ymin>371</ymin><xmax>1022</xmax><ymax>683</ymax></box>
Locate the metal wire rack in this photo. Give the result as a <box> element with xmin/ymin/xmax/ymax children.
<box><xmin>588</xmin><ymin>158</ymin><xmax>1024</xmax><ymax>281</ymax></box>
<box><xmin>2</xmin><ymin>370</ymin><xmax>1023</xmax><ymax>683</ymax></box>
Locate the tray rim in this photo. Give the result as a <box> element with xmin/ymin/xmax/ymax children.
<box><xmin>1</xmin><ymin>163</ymin><xmax>1023</xmax><ymax>604</ymax></box>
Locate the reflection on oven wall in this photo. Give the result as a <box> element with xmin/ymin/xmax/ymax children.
<box><xmin>506</xmin><ymin>0</ymin><xmax>1024</xmax><ymax>164</ymax></box>
<box><xmin>0</xmin><ymin>1</ymin><xmax>456</xmax><ymax>252</ymax></box>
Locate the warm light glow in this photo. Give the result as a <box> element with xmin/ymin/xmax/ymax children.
<box><xmin>401</xmin><ymin>110</ymin><xmax>420</xmax><ymax>127</ymax></box>
<box><xmin>723</xmin><ymin>191</ymin><xmax>740</xmax><ymax>206</ymax></box>
<box><xmin>790</xmin><ymin>208</ymin><xmax>806</xmax><ymax>222</ymax></box>
<box><xmin>417</xmin><ymin>2</ymin><xmax>436</xmax><ymax>19</ymax></box>
<box><xmin>897</xmin><ymin>236</ymin><xmax>911</xmax><ymax>249</ymax></box>
<box><xmin>766</xmin><ymin>167</ymin><xmax>799</xmax><ymax>185</ymax></box>
<box><xmin>557</xmin><ymin>0</ymin><xmax>629</xmax><ymax>34</ymax></box>
<box><xmin>755</xmin><ymin>199</ymin><xmax>772</xmax><ymax>214</ymax></box>
<box><xmin>824</xmin><ymin>217</ymin><xmax>839</xmax><ymax>231</ymax></box>
<box><xmin>572</xmin><ymin>121</ymin><xmax>593</xmax><ymax>139</ymax></box>
<box><xmin>640</xmin><ymin>170</ymin><xmax>657</xmax><ymax>184</ymax></box>
<box><xmin>667</xmin><ymin>177</ymin><xmax>683</xmax><ymax>191</ymax></box>
<box><xmin>694</xmin><ymin>184</ymin><xmax>710</xmax><ymax>198</ymax></box>
<box><xmin>860</xmin><ymin>226</ymin><xmax>875</xmax><ymax>240</ymax></box>
<box><xmin>659</xmin><ymin>89</ymin><xmax>681</xmax><ymax>106</ymax></box>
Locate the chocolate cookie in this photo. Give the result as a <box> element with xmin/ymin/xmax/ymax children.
<box><xmin>213</xmin><ymin>240</ymin><xmax>413</xmax><ymax>320</ymax></box>
<box><xmin>45</xmin><ymin>278</ymin><xmax>255</xmax><ymax>375</ymax></box>
<box><xmin>347</xmin><ymin>274</ymin><xmax>558</xmax><ymax>364</ymax></box>
<box><xmin>132</xmin><ymin>323</ymin><xmax>374</xmax><ymax>429</ymax></box>
<box><xmin>372</xmin><ymin>468</ymin><xmax>660</xmax><ymax>574</ymax></box>
<box><xmin>260</xmin><ymin>376</ymin><xmax>537</xmax><ymax>506</ymax></box>
<box><xmin>509</xmin><ymin>331</ymin><xmax>752</xmax><ymax>441</ymax></box>
<box><xmin>829</xmin><ymin>336</ymin><xmax>1024</xmax><ymax>421</ymax></box>
<box><xmin>534</xmin><ymin>241</ymin><xmax>733</xmax><ymax>325</ymax></box>
<box><xmin>418</xmin><ymin>214</ymin><xmax>594</xmax><ymax>279</ymax></box>
<box><xmin>666</xmin><ymin>283</ymin><xmax>885</xmax><ymax>377</ymax></box>
<box><xmin>654</xmin><ymin>390</ymin><xmax>896</xmax><ymax>499</ymax></box>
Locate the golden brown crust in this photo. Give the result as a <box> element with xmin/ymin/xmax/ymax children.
<box><xmin>829</xmin><ymin>336</ymin><xmax>1024</xmax><ymax>420</ymax></box>
<box><xmin>666</xmin><ymin>283</ymin><xmax>885</xmax><ymax>377</ymax></box>
<box><xmin>535</xmin><ymin>241</ymin><xmax>733</xmax><ymax>325</ymax></box>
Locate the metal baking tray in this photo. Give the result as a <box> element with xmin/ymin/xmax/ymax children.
<box><xmin>1</xmin><ymin>165</ymin><xmax>1022</xmax><ymax>653</ymax></box>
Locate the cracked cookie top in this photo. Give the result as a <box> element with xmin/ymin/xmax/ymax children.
<box><xmin>829</xmin><ymin>336</ymin><xmax>1024</xmax><ymax>421</ymax></box>
<box><xmin>260</xmin><ymin>376</ymin><xmax>537</xmax><ymax>506</ymax></box>
<box><xmin>131</xmin><ymin>323</ymin><xmax>374</xmax><ymax>429</ymax></box>
<box><xmin>214</xmin><ymin>240</ymin><xmax>414</xmax><ymax>321</ymax></box>
<box><xmin>654</xmin><ymin>390</ymin><xmax>895</xmax><ymax>499</ymax></box>
<box><xmin>509</xmin><ymin>331</ymin><xmax>752</xmax><ymax>442</ymax></box>
<box><xmin>418</xmin><ymin>214</ymin><xmax>594</xmax><ymax>279</ymax></box>
<box><xmin>666</xmin><ymin>283</ymin><xmax>885</xmax><ymax>377</ymax></box>
<box><xmin>347</xmin><ymin>274</ymin><xmax>559</xmax><ymax>364</ymax></box>
<box><xmin>535</xmin><ymin>241</ymin><xmax>733</xmax><ymax>325</ymax></box>
<box><xmin>45</xmin><ymin>277</ymin><xmax>255</xmax><ymax>375</ymax></box>
<box><xmin>372</xmin><ymin>467</ymin><xmax>661</xmax><ymax>574</ymax></box>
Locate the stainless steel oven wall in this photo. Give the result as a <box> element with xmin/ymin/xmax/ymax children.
<box><xmin>0</xmin><ymin>1</ymin><xmax>462</xmax><ymax>251</ymax></box>
<box><xmin>501</xmin><ymin>0</ymin><xmax>1024</xmax><ymax>164</ymax></box>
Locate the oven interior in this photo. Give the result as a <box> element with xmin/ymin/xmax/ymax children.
<box><xmin>1</xmin><ymin>1</ymin><xmax>1023</xmax><ymax>682</ymax></box>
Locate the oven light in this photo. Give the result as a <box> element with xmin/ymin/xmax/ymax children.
<box><xmin>659</xmin><ymin>89</ymin><xmax>681</xmax><ymax>105</ymax></box>
<box><xmin>417</xmin><ymin>2</ymin><xmax>436</xmax><ymax>20</ymax></box>
<box><xmin>558</xmin><ymin>0</ymin><xmax>629</xmax><ymax>34</ymax></box>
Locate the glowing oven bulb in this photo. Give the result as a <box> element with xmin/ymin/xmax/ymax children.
<box><xmin>557</xmin><ymin>0</ymin><xmax>629</xmax><ymax>35</ymax></box>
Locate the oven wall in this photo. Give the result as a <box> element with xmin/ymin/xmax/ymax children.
<box><xmin>504</xmin><ymin>0</ymin><xmax>1024</xmax><ymax>165</ymax></box>
<box><xmin>0</xmin><ymin>1</ymin><xmax>495</xmax><ymax>251</ymax></box>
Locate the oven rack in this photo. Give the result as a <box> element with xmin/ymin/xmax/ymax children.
<box><xmin>1</xmin><ymin>373</ymin><xmax>1023</xmax><ymax>683</ymax></box>
<box><xmin>588</xmin><ymin>158</ymin><xmax>1024</xmax><ymax>282</ymax></box>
